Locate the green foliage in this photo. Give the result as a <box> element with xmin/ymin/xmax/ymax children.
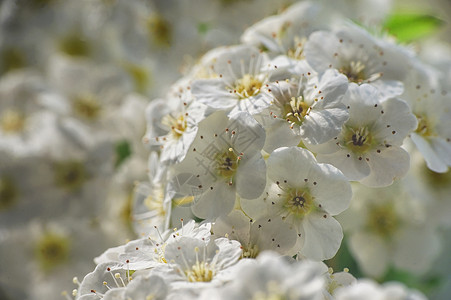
<box><xmin>384</xmin><ymin>13</ymin><xmax>444</xmax><ymax>42</ymax></box>
<box><xmin>115</xmin><ymin>140</ymin><xmax>132</xmax><ymax>168</ymax></box>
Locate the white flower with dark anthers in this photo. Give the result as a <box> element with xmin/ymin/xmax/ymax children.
<box><xmin>203</xmin><ymin>251</ymin><xmax>326</xmax><ymax>300</ymax></box>
<box><xmin>241</xmin><ymin>1</ymin><xmax>329</xmax><ymax>73</ymax></box>
<box><xmin>401</xmin><ymin>62</ymin><xmax>451</xmax><ymax>173</ymax></box>
<box><xmin>334</xmin><ymin>279</ymin><xmax>427</xmax><ymax>300</ymax></box>
<box><xmin>143</xmin><ymin>86</ymin><xmax>207</xmax><ymax>165</ymax></box>
<box><xmin>242</xmin><ymin>146</ymin><xmax>351</xmax><ymax>261</ymax></box>
<box><xmin>172</xmin><ymin>110</ymin><xmax>266</xmax><ymax>220</ymax></box>
<box><xmin>338</xmin><ymin>182</ymin><xmax>441</xmax><ymax>278</ymax></box>
<box><xmin>304</xmin><ymin>23</ymin><xmax>412</xmax><ymax>98</ymax></box>
<box><xmin>147</xmin><ymin>236</ymin><xmax>242</xmax><ymax>295</ymax></box>
<box><xmin>212</xmin><ymin>209</ymin><xmax>300</xmax><ymax>258</ymax></box>
<box><xmin>257</xmin><ymin>69</ymin><xmax>349</xmax><ymax>152</ymax></box>
<box><xmin>190</xmin><ymin>44</ymin><xmax>277</xmax><ymax>116</ymax></box>
<box><xmin>306</xmin><ymin>83</ymin><xmax>417</xmax><ymax>187</ymax></box>
<box><xmin>75</xmin><ymin>262</ymin><xmax>169</xmax><ymax>300</ymax></box>
<box><xmin>94</xmin><ymin>220</ymin><xmax>212</xmax><ymax>271</ymax></box>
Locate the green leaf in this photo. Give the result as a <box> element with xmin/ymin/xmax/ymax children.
<box><xmin>115</xmin><ymin>140</ymin><xmax>132</xmax><ymax>168</ymax></box>
<box><xmin>384</xmin><ymin>13</ymin><xmax>444</xmax><ymax>42</ymax></box>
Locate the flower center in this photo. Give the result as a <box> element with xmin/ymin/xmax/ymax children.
<box><xmin>215</xmin><ymin>148</ymin><xmax>240</xmax><ymax>180</ymax></box>
<box><xmin>415</xmin><ymin>114</ymin><xmax>436</xmax><ymax>137</ymax></box>
<box><xmin>344</xmin><ymin>126</ymin><xmax>375</xmax><ymax>154</ymax></box>
<box><xmin>58</xmin><ymin>33</ymin><xmax>90</xmax><ymax>57</ymax></box>
<box><xmin>367</xmin><ymin>205</ymin><xmax>399</xmax><ymax>238</ymax></box>
<box><xmin>287</xmin><ymin>36</ymin><xmax>307</xmax><ymax>60</ymax></box>
<box><xmin>162</xmin><ymin>113</ymin><xmax>187</xmax><ymax>139</ymax></box>
<box><xmin>340</xmin><ymin>61</ymin><xmax>366</xmax><ymax>84</ymax></box>
<box><xmin>252</xmin><ymin>281</ymin><xmax>285</xmax><ymax>300</ymax></box>
<box><xmin>0</xmin><ymin>177</ymin><xmax>18</xmax><ymax>211</ymax></box>
<box><xmin>233</xmin><ymin>74</ymin><xmax>263</xmax><ymax>99</ymax></box>
<box><xmin>35</xmin><ymin>232</ymin><xmax>70</xmax><ymax>272</ymax></box>
<box><xmin>73</xmin><ymin>95</ymin><xmax>101</xmax><ymax>120</ymax></box>
<box><xmin>241</xmin><ymin>244</ymin><xmax>259</xmax><ymax>259</ymax></box>
<box><xmin>144</xmin><ymin>185</ymin><xmax>166</xmax><ymax>217</ymax></box>
<box><xmin>53</xmin><ymin>161</ymin><xmax>87</xmax><ymax>191</ymax></box>
<box><xmin>185</xmin><ymin>260</ymin><xmax>215</xmax><ymax>282</ymax></box>
<box><xmin>1</xmin><ymin>109</ymin><xmax>26</xmax><ymax>133</ymax></box>
<box><xmin>282</xmin><ymin>96</ymin><xmax>310</xmax><ymax>127</ymax></box>
<box><xmin>284</xmin><ymin>188</ymin><xmax>314</xmax><ymax>218</ymax></box>
<box><xmin>147</xmin><ymin>14</ymin><xmax>172</xmax><ymax>47</ymax></box>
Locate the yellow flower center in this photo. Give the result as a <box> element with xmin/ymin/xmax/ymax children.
<box><xmin>185</xmin><ymin>260</ymin><xmax>215</xmax><ymax>282</ymax></box>
<box><xmin>58</xmin><ymin>33</ymin><xmax>90</xmax><ymax>57</ymax></box>
<box><xmin>215</xmin><ymin>148</ymin><xmax>240</xmax><ymax>180</ymax></box>
<box><xmin>282</xmin><ymin>96</ymin><xmax>310</xmax><ymax>127</ymax></box>
<box><xmin>162</xmin><ymin>114</ymin><xmax>188</xmax><ymax>139</ymax></box>
<box><xmin>147</xmin><ymin>14</ymin><xmax>172</xmax><ymax>47</ymax></box>
<box><xmin>284</xmin><ymin>188</ymin><xmax>314</xmax><ymax>218</ymax></box>
<box><xmin>1</xmin><ymin>109</ymin><xmax>26</xmax><ymax>133</ymax></box>
<box><xmin>344</xmin><ymin>126</ymin><xmax>375</xmax><ymax>154</ymax></box>
<box><xmin>233</xmin><ymin>74</ymin><xmax>263</xmax><ymax>99</ymax></box>
<box><xmin>287</xmin><ymin>37</ymin><xmax>307</xmax><ymax>60</ymax></box>
<box><xmin>144</xmin><ymin>185</ymin><xmax>166</xmax><ymax>217</ymax></box>
<box><xmin>415</xmin><ymin>114</ymin><xmax>436</xmax><ymax>137</ymax></box>
<box><xmin>35</xmin><ymin>232</ymin><xmax>70</xmax><ymax>272</ymax></box>
<box><xmin>73</xmin><ymin>94</ymin><xmax>101</xmax><ymax>120</ymax></box>
<box><xmin>367</xmin><ymin>204</ymin><xmax>399</xmax><ymax>238</ymax></box>
<box><xmin>241</xmin><ymin>244</ymin><xmax>259</xmax><ymax>259</ymax></box>
<box><xmin>53</xmin><ymin>161</ymin><xmax>87</xmax><ymax>191</ymax></box>
<box><xmin>1</xmin><ymin>48</ymin><xmax>26</xmax><ymax>72</ymax></box>
<box><xmin>340</xmin><ymin>61</ymin><xmax>366</xmax><ymax>84</ymax></box>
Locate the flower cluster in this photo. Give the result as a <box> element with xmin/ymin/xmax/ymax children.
<box><xmin>1</xmin><ymin>0</ymin><xmax>451</xmax><ymax>299</ymax></box>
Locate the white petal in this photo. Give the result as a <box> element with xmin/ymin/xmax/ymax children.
<box><xmin>410</xmin><ymin>133</ymin><xmax>448</xmax><ymax>173</ymax></box>
<box><xmin>300</xmin><ymin>212</ymin><xmax>343</xmax><ymax>261</ymax></box>
<box><xmin>191</xmin><ymin>181</ymin><xmax>236</xmax><ymax>220</ymax></box>
<box><xmin>236</xmin><ymin>154</ymin><xmax>266</xmax><ymax>200</ymax></box>
<box><xmin>191</xmin><ymin>79</ymin><xmax>238</xmax><ymax>110</ymax></box>
<box><xmin>267</xmin><ymin>147</ymin><xmax>315</xmax><ymax>186</ymax></box>
<box><xmin>316</xmin><ymin>150</ymin><xmax>370</xmax><ymax>182</ymax></box>
<box><xmin>361</xmin><ymin>147</ymin><xmax>410</xmax><ymax>187</ymax></box>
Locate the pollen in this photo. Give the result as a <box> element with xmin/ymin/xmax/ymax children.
<box><xmin>162</xmin><ymin>113</ymin><xmax>188</xmax><ymax>139</ymax></box>
<box><xmin>284</xmin><ymin>188</ymin><xmax>315</xmax><ymax>218</ymax></box>
<box><xmin>415</xmin><ymin>114</ymin><xmax>436</xmax><ymax>137</ymax></box>
<box><xmin>339</xmin><ymin>61</ymin><xmax>366</xmax><ymax>84</ymax></box>
<box><xmin>232</xmin><ymin>74</ymin><xmax>263</xmax><ymax>99</ymax></box>
<box><xmin>215</xmin><ymin>148</ymin><xmax>240</xmax><ymax>179</ymax></box>
<box><xmin>282</xmin><ymin>96</ymin><xmax>310</xmax><ymax>127</ymax></box>
<box><xmin>185</xmin><ymin>260</ymin><xmax>215</xmax><ymax>282</ymax></box>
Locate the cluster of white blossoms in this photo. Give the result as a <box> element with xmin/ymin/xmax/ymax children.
<box><xmin>2</xmin><ymin>0</ymin><xmax>451</xmax><ymax>300</ymax></box>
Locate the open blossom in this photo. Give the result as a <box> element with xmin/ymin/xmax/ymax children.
<box><xmin>191</xmin><ymin>44</ymin><xmax>276</xmax><ymax>116</ymax></box>
<box><xmin>143</xmin><ymin>81</ymin><xmax>207</xmax><ymax>164</ymax></box>
<box><xmin>242</xmin><ymin>147</ymin><xmax>352</xmax><ymax>261</ymax></box>
<box><xmin>203</xmin><ymin>251</ymin><xmax>326</xmax><ymax>300</ymax></box>
<box><xmin>338</xmin><ymin>182</ymin><xmax>441</xmax><ymax>278</ymax></box>
<box><xmin>172</xmin><ymin>111</ymin><xmax>266</xmax><ymax>220</ymax></box>
<box><xmin>307</xmin><ymin>83</ymin><xmax>417</xmax><ymax>187</ymax></box>
<box><xmin>257</xmin><ymin>69</ymin><xmax>349</xmax><ymax>152</ymax></box>
<box><xmin>401</xmin><ymin>61</ymin><xmax>451</xmax><ymax>173</ymax></box>
<box><xmin>304</xmin><ymin>23</ymin><xmax>411</xmax><ymax>98</ymax></box>
<box><xmin>213</xmin><ymin>209</ymin><xmax>300</xmax><ymax>258</ymax></box>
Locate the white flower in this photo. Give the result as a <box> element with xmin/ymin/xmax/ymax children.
<box><xmin>241</xmin><ymin>1</ymin><xmax>329</xmax><ymax>73</ymax></box>
<box><xmin>304</xmin><ymin>23</ymin><xmax>411</xmax><ymax>98</ymax></box>
<box><xmin>172</xmin><ymin>111</ymin><xmax>266</xmax><ymax>219</ymax></box>
<box><xmin>212</xmin><ymin>208</ymin><xmax>300</xmax><ymax>257</ymax></box>
<box><xmin>334</xmin><ymin>279</ymin><xmax>427</xmax><ymax>300</ymax></box>
<box><xmin>242</xmin><ymin>146</ymin><xmax>352</xmax><ymax>261</ymax></box>
<box><xmin>147</xmin><ymin>236</ymin><xmax>242</xmax><ymax>296</ymax></box>
<box><xmin>208</xmin><ymin>251</ymin><xmax>326</xmax><ymax>300</ymax></box>
<box><xmin>307</xmin><ymin>83</ymin><xmax>417</xmax><ymax>187</ymax></box>
<box><xmin>257</xmin><ymin>69</ymin><xmax>349</xmax><ymax>152</ymax></box>
<box><xmin>401</xmin><ymin>61</ymin><xmax>451</xmax><ymax>173</ymax></box>
<box><xmin>191</xmin><ymin>44</ymin><xmax>276</xmax><ymax>116</ymax></box>
<box><xmin>338</xmin><ymin>182</ymin><xmax>441</xmax><ymax>278</ymax></box>
<box><xmin>143</xmin><ymin>85</ymin><xmax>207</xmax><ymax>164</ymax></box>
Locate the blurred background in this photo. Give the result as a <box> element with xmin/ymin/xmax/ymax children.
<box><xmin>0</xmin><ymin>0</ymin><xmax>450</xmax><ymax>299</ymax></box>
